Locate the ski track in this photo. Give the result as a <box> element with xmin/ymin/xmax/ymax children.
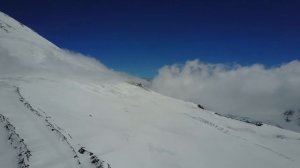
<box><xmin>0</xmin><ymin>85</ymin><xmax>79</xmax><ymax>168</ymax></box>
<box><xmin>0</xmin><ymin>114</ymin><xmax>31</xmax><ymax>168</ymax></box>
<box><xmin>15</xmin><ymin>86</ymin><xmax>111</xmax><ymax>168</ymax></box>
<box><xmin>185</xmin><ymin>113</ymin><xmax>293</xmax><ymax>161</ymax></box>
<box><xmin>0</xmin><ymin>83</ymin><xmax>111</xmax><ymax>168</ymax></box>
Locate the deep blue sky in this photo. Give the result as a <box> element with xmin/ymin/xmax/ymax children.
<box><xmin>1</xmin><ymin>0</ymin><xmax>299</xmax><ymax>77</ymax></box>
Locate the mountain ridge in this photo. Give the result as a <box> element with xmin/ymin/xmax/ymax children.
<box><xmin>1</xmin><ymin>11</ymin><xmax>300</xmax><ymax>168</ymax></box>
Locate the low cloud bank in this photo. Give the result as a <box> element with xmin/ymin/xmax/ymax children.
<box><xmin>151</xmin><ymin>59</ymin><xmax>300</xmax><ymax>123</ymax></box>
<box><xmin>0</xmin><ymin>42</ymin><xmax>137</xmax><ymax>82</ymax></box>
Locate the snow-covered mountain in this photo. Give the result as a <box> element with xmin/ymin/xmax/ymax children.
<box><xmin>1</xmin><ymin>11</ymin><xmax>300</xmax><ymax>168</ymax></box>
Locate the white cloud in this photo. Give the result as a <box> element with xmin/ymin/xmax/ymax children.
<box><xmin>0</xmin><ymin>40</ymin><xmax>138</xmax><ymax>82</ymax></box>
<box><xmin>151</xmin><ymin>59</ymin><xmax>300</xmax><ymax>127</ymax></box>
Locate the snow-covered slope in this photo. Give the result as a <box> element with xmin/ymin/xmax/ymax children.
<box><xmin>0</xmin><ymin>11</ymin><xmax>139</xmax><ymax>83</ymax></box>
<box><xmin>1</xmin><ymin>11</ymin><xmax>300</xmax><ymax>168</ymax></box>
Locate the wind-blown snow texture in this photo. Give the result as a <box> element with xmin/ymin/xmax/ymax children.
<box><xmin>1</xmin><ymin>11</ymin><xmax>300</xmax><ymax>168</ymax></box>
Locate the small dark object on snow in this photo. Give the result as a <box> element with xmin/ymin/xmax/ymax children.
<box><xmin>136</xmin><ymin>83</ymin><xmax>143</xmax><ymax>87</ymax></box>
<box><xmin>91</xmin><ymin>158</ymin><xmax>99</xmax><ymax>164</ymax></box>
<box><xmin>283</xmin><ymin>110</ymin><xmax>294</xmax><ymax>122</ymax></box>
<box><xmin>89</xmin><ymin>152</ymin><xmax>93</xmax><ymax>156</ymax></box>
<box><xmin>197</xmin><ymin>104</ymin><xmax>205</xmax><ymax>110</ymax></box>
<box><xmin>78</xmin><ymin>147</ymin><xmax>86</xmax><ymax>154</ymax></box>
<box><xmin>255</xmin><ymin>122</ymin><xmax>263</xmax><ymax>126</ymax></box>
<box><xmin>18</xmin><ymin>158</ymin><xmax>24</xmax><ymax>164</ymax></box>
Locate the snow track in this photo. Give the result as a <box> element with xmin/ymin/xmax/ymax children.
<box><xmin>15</xmin><ymin>86</ymin><xmax>111</xmax><ymax>168</ymax></box>
<box><xmin>0</xmin><ymin>114</ymin><xmax>31</xmax><ymax>168</ymax></box>
<box><xmin>0</xmin><ymin>84</ymin><xmax>110</xmax><ymax>168</ymax></box>
<box><xmin>186</xmin><ymin>112</ymin><xmax>294</xmax><ymax>162</ymax></box>
<box><xmin>15</xmin><ymin>86</ymin><xmax>82</xmax><ymax>167</ymax></box>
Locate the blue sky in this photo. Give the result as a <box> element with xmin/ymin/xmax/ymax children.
<box><xmin>1</xmin><ymin>0</ymin><xmax>299</xmax><ymax>77</ymax></box>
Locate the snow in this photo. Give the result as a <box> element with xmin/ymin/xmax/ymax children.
<box><xmin>0</xmin><ymin>117</ymin><xmax>18</xmax><ymax>168</ymax></box>
<box><xmin>0</xmin><ymin>77</ymin><xmax>299</xmax><ymax>168</ymax></box>
<box><xmin>0</xmin><ymin>84</ymin><xmax>80</xmax><ymax>168</ymax></box>
<box><xmin>1</xmin><ymin>11</ymin><xmax>300</xmax><ymax>168</ymax></box>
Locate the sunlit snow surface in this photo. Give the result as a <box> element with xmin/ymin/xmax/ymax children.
<box><xmin>1</xmin><ymin>77</ymin><xmax>300</xmax><ymax>168</ymax></box>
<box><xmin>1</xmin><ymin>11</ymin><xmax>300</xmax><ymax>168</ymax></box>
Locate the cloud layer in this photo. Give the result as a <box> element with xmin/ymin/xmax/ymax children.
<box><xmin>0</xmin><ymin>38</ymin><xmax>138</xmax><ymax>82</ymax></box>
<box><xmin>151</xmin><ymin>59</ymin><xmax>300</xmax><ymax>126</ymax></box>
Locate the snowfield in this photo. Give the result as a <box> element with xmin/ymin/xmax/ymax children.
<box><xmin>1</xmin><ymin>11</ymin><xmax>300</xmax><ymax>168</ymax></box>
